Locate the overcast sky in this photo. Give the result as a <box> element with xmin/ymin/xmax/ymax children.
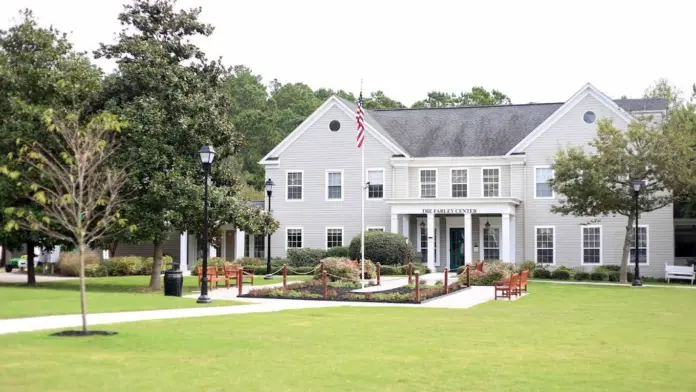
<box><xmin>2</xmin><ymin>0</ymin><xmax>694</xmax><ymax>106</ymax></box>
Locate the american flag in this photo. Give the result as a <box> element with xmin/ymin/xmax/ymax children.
<box><xmin>356</xmin><ymin>92</ymin><xmax>365</xmax><ymax>148</ymax></box>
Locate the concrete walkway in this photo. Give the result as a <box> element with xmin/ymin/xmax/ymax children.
<box><xmin>0</xmin><ymin>271</ymin><xmax>76</xmax><ymax>283</ymax></box>
<box><xmin>530</xmin><ymin>279</ymin><xmax>696</xmax><ymax>290</ymax></box>
<box><xmin>0</xmin><ymin>280</ymin><xmax>510</xmax><ymax>335</ymax></box>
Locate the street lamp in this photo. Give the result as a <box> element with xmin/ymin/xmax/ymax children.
<box><xmin>630</xmin><ymin>179</ymin><xmax>645</xmax><ymax>287</ymax></box>
<box><xmin>264</xmin><ymin>178</ymin><xmax>274</xmax><ymax>279</ymax></box>
<box><xmin>197</xmin><ymin>144</ymin><xmax>216</xmax><ymax>304</ymax></box>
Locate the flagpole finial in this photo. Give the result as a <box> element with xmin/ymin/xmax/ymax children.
<box><xmin>360</xmin><ymin>78</ymin><xmax>363</xmax><ymax>92</ymax></box>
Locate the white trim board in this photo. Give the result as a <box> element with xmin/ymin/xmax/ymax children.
<box><xmin>506</xmin><ymin>83</ymin><xmax>635</xmax><ymax>155</ymax></box>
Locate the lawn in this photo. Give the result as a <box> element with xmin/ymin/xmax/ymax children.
<box><xmin>0</xmin><ymin>275</ymin><xmax>309</xmax><ymax>319</ymax></box>
<box><xmin>1</xmin><ymin>283</ymin><xmax>695</xmax><ymax>391</ymax></box>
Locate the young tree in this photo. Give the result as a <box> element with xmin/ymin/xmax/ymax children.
<box><xmin>550</xmin><ymin>118</ymin><xmax>694</xmax><ymax>282</ymax></box>
<box><xmin>0</xmin><ymin>10</ymin><xmax>103</xmax><ymax>284</ymax></box>
<box><xmin>4</xmin><ymin>110</ymin><xmax>127</xmax><ymax>333</ymax></box>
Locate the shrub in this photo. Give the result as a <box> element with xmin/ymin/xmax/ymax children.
<box><xmin>607</xmin><ymin>271</ymin><xmax>620</xmax><ymax>282</ymax></box>
<box><xmin>85</xmin><ymin>263</ymin><xmax>108</xmax><ymax>277</ymax></box>
<box><xmin>234</xmin><ymin>257</ymin><xmax>264</xmax><ymax>266</ymax></box>
<box><xmin>58</xmin><ymin>251</ymin><xmax>101</xmax><ymax>277</ymax></box>
<box><xmin>314</xmin><ymin>257</ymin><xmax>359</xmax><ymax>282</ymax></box>
<box><xmin>590</xmin><ymin>271</ymin><xmax>607</xmax><ymax>281</ymax></box>
<box><xmin>287</xmin><ymin>248</ymin><xmax>327</xmax><ymax>267</ymax></box>
<box><xmin>380</xmin><ymin>264</ymin><xmax>428</xmax><ymax>276</ymax></box>
<box><xmin>326</xmin><ymin>246</ymin><xmax>349</xmax><ymax>258</ymax></box>
<box><xmin>348</xmin><ymin>231</ymin><xmax>414</xmax><ymax>265</ymax></box>
<box><xmin>191</xmin><ymin>257</ymin><xmax>227</xmax><ymax>276</ymax></box>
<box><xmin>533</xmin><ymin>268</ymin><xmax>551</xmax><ymax>279</ymax></box>
<box><xmin>601</xmin><ymin>265</ymin><xmax>621</xmax><ymax>272</ymax></box>
<box><xmin>141</xmin><ymin>255</ymin><xmax>173</xmax><ymax>275</ymax></box>
<box><xmin>574</xmin><ymin>271</ymin><xmax>590</xmax><ymax>281</ymax></box>
<box><xmin>459</xmin><ymin>261</ymin><xmax>515</xmax><ymax>286</ymax></box>
<box><xmin>105</xmin><ymin>256</ymin><xmax>145</xmax><ymax>276</ymax></box>
<box><xmin>518</xmin><ymin>261</ymin><xmax>537</xmax><ymax>273</ymax></box>
<box><xmin>551</xmin><ymin>269</ymin><xmax>571</xmax><ymax>280</ymax></box>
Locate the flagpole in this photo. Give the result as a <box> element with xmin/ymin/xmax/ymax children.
<box><xmin>360</xmin><ymin>81</ymin><xmax>366</xmax><ymax>289</ymax></box>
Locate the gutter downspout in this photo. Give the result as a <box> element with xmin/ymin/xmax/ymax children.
<box><xmin>523</xmin><ymin>158</ymin><xmax>527</xmax><ymax>262</ymax></box>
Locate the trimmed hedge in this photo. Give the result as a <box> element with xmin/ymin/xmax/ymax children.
<box><xmin>58</xmin><ymin>251</ymin><xmax>101</xmax><ymax>277</ymax></box>
<box><xmin>233</xmin><ymin>257</ymin><xmax>264</xmax><ymax>266</ymax></box>
<box><xmin>85</xmin><ymin>263</ymin><xmax>108</xmax><ymax>277</ymax></box>
<box><xmin>590</xmin><ymin>271</ymin><xmax>607</xmax><ymax>281</ymax></box>
<box><xmin>551</xmin><ymin>269</ymin><xmax>571</xmax><ymax>280</ymax></box>
<box><xmin>517</xmin><ymin>261</ymin><xmax>537</xmax><ymax>273</ymax></box>
<box><xmin>458</xmin><ymin>261</ymin><xmax>516</xmax><ymax>286</ymax></box>
<box><xmin>314</xmin><ymin>258</ymin><xmax>361</xmax><ymax>282</ymax></box>
<box><xmin>533</xmin><ymin>268</ymin><xmax>551</xmax><ymax>279</ymax></box>
<box><xmin>287</xmin><ymin>248</ymin><xmax>327</xmax><ymax>267</ymax></box>
<box><xmin>348</xmin><ymin>231</ymin><xmax>414</xmax><ymax>265</ymax></box>
<box><xmin>326</xmin><ymin>246</ymin><xmax>350</xmax><ymax>258</ymax></box>
<box><xmin>574</xmin><ymin>271</ymin><xmax>590</xmax><ymax>281</ymax></box>
<box><xmin>380</xmin><ymin>264</ymin><xmax>429</xmax><ymax>276</ymax></box>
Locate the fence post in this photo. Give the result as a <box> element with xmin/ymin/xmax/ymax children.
<box><xmin>444</xmin><ymin>268</ymin><xmax>449</xmax><ymax>294</ymax></box>
<box><xmin>408</xmin><ymin>263</ymin><xmax>413</xmax><ymax>285</ymax></box>
<box><xmin>414</xmin><ymin>270</ymin><xmax>420</xmax><ymax>303</ymax></box>
<box><xmin>376</xmin><ymin>262</ymin><xmax>381</xmax><ymax>286</ymax></box>
<box><xmin>466</xmin><ymin>265</ymin><xmax>470</xmax><ymax>287</ymax></box>
<box><xmin>320</xmin><ymin>261</ymin><xmax>325</xmax><ymax>276</ymax></box>
<box><xmin>322</xmin><ymin>270</ymin><xmax>328</xmax><ymax>299</ymax></box>
<box><xmin>282</xmin><ymin>264</ymin><xmax>287</xmax><ymax>290</ymax></box>
<box><xmin>237</xmin><ymin>269</ymin><xmax>243</xmax><ymax>296</ymax></box>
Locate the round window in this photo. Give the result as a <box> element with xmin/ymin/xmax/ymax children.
<box><xmin>583</xmin><ymin>111</ymin><xmax>596</xmax><ymax>124</ymax></box>
<box><xmin>329</xmin><ymin>120</ymin><xmax>341</xmax><ymax>132</ymax></box>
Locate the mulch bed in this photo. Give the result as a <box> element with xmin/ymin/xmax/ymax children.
<box><xmin>240</xmin><ymin>281</ymin><xmax>470</xmax><ymax>304</ymax></box>
<box><xmin>50</xmin><ymin>330</ymin><xmax>118</xmax><ymax>337</ymax></box>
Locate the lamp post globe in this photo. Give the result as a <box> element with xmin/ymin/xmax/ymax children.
<box><xmin>197</xmin><ymin>144</ymin><xmax>216</xmax><ymax>304</ymax></box>
<box><xmin>630</xmin><ymin>179</ymin><xmax>645</xmax><ymax>287</ymax></box>
<box><xmin>264</xmin><ymin>178</ymin><xmax>275</xmax><ymax>279</ymax></box>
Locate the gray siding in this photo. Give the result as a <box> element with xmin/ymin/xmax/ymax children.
<box><xmin>520</xmin><ymin>94</ymin><xmax>673</xmax><ymax>276</ymax></box>
<box><xmin>267</xmin><ymin>105</ymin><xmax>393</xmax><ymax>258</ymax></box>
<box><xmin>113</xmin><ymin>233</ymin><xmax>182</xmax><ymax>265</ymax></box>
<box><xmin>407</xmin><ymin>164</ymin><xmax>512</xmax><ymax>198</ymax></box>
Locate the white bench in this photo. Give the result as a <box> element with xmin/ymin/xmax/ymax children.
<box><xmin>665</xmin><ymin>265</ymin><xmax>695</xmax><ymax>284</ymax></box>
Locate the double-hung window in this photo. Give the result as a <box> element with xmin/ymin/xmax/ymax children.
<box><xmin>482</xmin><ymin>168</ymin><xmax>500</xmax><ymax>197</ymax></box>
<box><xmin>420</xmin><ymin>169</ymin><xmax>437</xmax><ymax>198</ymax></box>
<box><xmin>326</xmin><ymin>228</ymin><xmax>343</xmax><ymax>248</ymax></box>
<box><xmin>581</xmin><ymin>226</ymin><xmax>601</xmax><ymax>264</ymax></box>
<box><xmin>451</xmin><ymin>169</ymin><xmax>468</xmax><ymax>198</ymax></box>
<box><xmin>253</xmin><ymin>235</ymin><xmax>265</xmax><ymax>258</ymax></box>
<box><xmin>535</xmin><ymin>166</ymin><xmax>554</xmax><ymax>198</ymax></box>
<box><xmin>482</xmin><ymin>227</ymin><xmax>500</xmax><ymax>260</ymax></box>
<box><xmin>535</xmin><ymin>226</ymin><xmax>555</xmax><ymax>264</ymax></box>
<box><xmin>367</xmin><ymin>169</ymin><xmax>384</xmax><ymax>199</ymax></box>
<box><xmin>629</xmin><ymin>225</ymin><xmax>649</xmax><ymax>264</ymax></box>
<box><xmin>287</xmin><ymin>171</ymin><xmax>303</xmax><ymax>200</ymax></box>
<box><xmin>326</xmin><ymin>170</ymin><xmax>343</xmax><ymax>200</ymax></box>
<box><xmin>286</xmin><ymin>228</ymin><xmax>303</xmax><ymax>249</ymax></box>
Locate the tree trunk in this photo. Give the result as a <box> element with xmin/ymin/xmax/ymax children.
<box><xmin>79</xmin><ymin>244</ymin><xmax>88</xmax><ymax>333</ymax></box>
<box><xmin>148</xmin><ymin>240</ymin><xmax>163</xmax><ymax>290</ymax></box>
<box><xmin>108</xmin><ymin>242</ymin><xmax>118</xmax><ymax>259</ymax></box>
<box><xmin>0</xmin><ymin>243</ymin><xmax>6</xmax><ymax>268</ymax></box>
<box><xmin>26</xmin><ymin>241</ymin><xmax>36</xmax><ymax>286</ymax></box>
<box><xmin>620</xmin><ymin>214</ymin><xmax>636</xmax><ymax>284</ymax></box>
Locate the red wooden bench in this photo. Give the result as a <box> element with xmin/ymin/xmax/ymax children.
<box><xmin>197</xmin><ymin>266</ymin><xmax>222</xmax><ymax>290</ymax></box>
<box><xmin>494</xmin><ymin>273</ymin><xmax>520</xmax><ymax>300</ymax></box>
<box><xmin>222</xmin><ymin>263</ymin><xmax>254</xmax><ymax>288</ymax></box>
<box><xmin>519</xmin><ymin>269</ymin><xmax>529</xmax><ymax>293</ymax></box>
<box><xmin>475</xmin><ymin>262</ymin><xmax>484</xmax><ymax>272</ymax></box>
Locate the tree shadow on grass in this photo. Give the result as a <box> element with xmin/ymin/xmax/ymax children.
<box><xmin>0</xmin><ymin>276</ymin><xmax>200</xmax><ymax>295</ymax></box>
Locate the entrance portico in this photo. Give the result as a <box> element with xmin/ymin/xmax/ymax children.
<box><xmin>387</xmin><ymin>198</ymin><xmax>521</xmax><ymax>271</ymax></box>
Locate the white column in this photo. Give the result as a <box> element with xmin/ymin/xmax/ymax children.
<box><xmin>426</xmin><ymin>213</ymin><xmax>435</xmax><ymax>272</ymax></box>
<box><xmin>501</xmin><ymin>213</ymin><xmax>511</xmax><ymax>262</ymax></box>
<box><xmin>402</xmin><ymin>215</ymin><xmax>410</xmax><ymax>241</ymax></box>
<box><xmin>464</xmin><ymin>214</ymin><xmax>473</xmax><ymax>265</ymax></box>
<box><xmin>234</xmin><ymin>230</ymin><xmax>245</xmax><ymax>259</ymax></box>
<box><xmin>220</xmin><ymin>231</ymin><xmax>227</xmax><ymax>260</ymax></box>
<box><xmin>179</xmin><ymin>231</ymin><xmax>188</xmax><ymax>270</ymax></box>
<box><xmin>510</xmin><ymin>215</ymin><xmax>517</xmax><ymax>263</ymax></box>
<box><xmin>209</xmin><ymin>246</ymin><xmax>217</xmax><ymax>258</ymax></box>
<box><xmin>390</xmin><ymin>213</ymin><xmax>399</xmax><ymax>233</ymax></box>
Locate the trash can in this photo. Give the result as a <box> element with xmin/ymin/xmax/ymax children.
<box><xmin>164</xmin><ymin>269</ymin><xmax>183</xmax><ymax>297</ymax></box>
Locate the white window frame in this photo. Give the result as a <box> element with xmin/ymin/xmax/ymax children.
<box><xmin>481</xmin><ymin>167</ymin><xmax>501</xmax><ymax>198</ymax></box>
<box><xmin>416</xmin><ymin>217</ymin><xmax>437</xmax><ymax>264</ymax></box>
<box><xmin>325</xmin><ymin>227</ymin><xmax>344</xmax><ymax>249</ymax></box>
<box><xmin>285</xmin><ymin>170</ymin><xmax>304</xmax><ymax>202</ymax></box>
<box><xmin>450</xmin><ymin>168</ymin><xmax>469</xmax><ymax>198</ymax></box>
<box><xmin>366</xmin><ymin>168</ymin><xmax>385</xmax><ymax>200</ymax></box>
<box><xmin>534</xmin><ymin>225</ymin><xmax>556</xmax><ymax>265</ymax></box>
<box><xmin>419</xmin><ymin>168</ymin><xmax>438</xmax><ymax>198</ymax></box>
<box><xmin>580</xmin><ymin>225</ymin><xmax>602</xmax><ymax>265</ymax></box>
<box><xmin>534</xmin><ymin>165</ymin><xmax>555</xmax><ymax>199</ymax></box>
<box><xmin>325</xmin><ymin>169</ymin><xmax>344</xmax><ymax>201</ymax></box>
<box><xmin>629</xmin><ymin>224</ymin><xmax>650</xmax><ymax>265</ymax></box>
<box><xmin>366</xmin><ymin>226</ymin><xmax>385</xmax><ymax>232</ymax></box>
<box><xmin>285</xmin><ymin>227</ymin><xmax>303</xmax><ymax>250</ymax></box>
<box><xmin>479</xmin><ymin>223</ymin><xmax>501</xmax><ymax>261</ymax></box>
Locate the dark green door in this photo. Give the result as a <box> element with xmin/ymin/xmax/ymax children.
<box><xmin>450</xmin><ymin>228</ymin><xmax>465</xmax><ymax>270</ymax></box>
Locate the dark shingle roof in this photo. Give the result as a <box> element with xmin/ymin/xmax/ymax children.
<box><xmin>365</xmin><ymin>98</ymin><xmax>667</xmax><ymax>157</ymax></box>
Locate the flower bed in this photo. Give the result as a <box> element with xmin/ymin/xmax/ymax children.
<box><xmin>240</xmin><ymin>280</ymin><xmax>470</xmax><ymax>304</ymax></box>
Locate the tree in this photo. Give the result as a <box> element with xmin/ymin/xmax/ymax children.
<box><xmin>94</xmin><ymin>0</ymin><xmax>276</xmax><ymax>289</ymax></box>
<box><xmin>411</xmin><ymin>87</ymin><xmax>511</xmax><ymax>108</ymax></box>
<box><xmin>549</xmin><ymin>118</ymin><xmax>694</xmax><ymax>282</ymax></box>
<box><xmin>363</xmin><ymin>91</ymin><xmax>405</xmax><ymax>110</ymax></box>
<box><xmin>0</xmin><ymin>10</ymin><xmax>102</xmax><ymax>285</ymax></box>
<box><xmin>4</xmin><ymin>110</ymin><xmax>127</xmax><ymax>333</ymax></box>
<box><xmin>644</xmin><ymin>78</ymin><xmax>683</xmax><ymax>113</ymax></box>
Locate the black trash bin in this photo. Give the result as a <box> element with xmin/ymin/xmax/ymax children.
<box><xmin>164</xmin><ymin>269</ymin><xmax>183</xmax><ymax>297</ymax></box>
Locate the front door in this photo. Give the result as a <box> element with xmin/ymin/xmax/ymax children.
<box><xmin>449</xmin><ymin>228</ymin><xmax>465</xmax><ymax>270</ymax></box>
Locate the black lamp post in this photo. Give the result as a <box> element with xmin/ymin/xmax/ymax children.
<box><xmin>630</xmin><ymin>179</ymin><xmax>645</xmax><ymax>287</ymax></box>
<box><xmin>197</xmin><ymin>144</ymin><xmax>216</xmax><ymax>304</ymax></box>
<box><xmin>264</xmin><ymin>178</ymin><xmax>274</xmax><ymax>279</ymax></box>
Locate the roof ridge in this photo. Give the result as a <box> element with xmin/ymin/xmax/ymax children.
<box><xmin>370</xmin><ymin>102</ymin><xmax>565</xmax><ymax>112</ymax></box>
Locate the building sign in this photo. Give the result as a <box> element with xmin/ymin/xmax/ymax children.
<box><xmin>422</xmin><ymin>208</ymin><xmax>477</xmax><ymax>214</ymax></box>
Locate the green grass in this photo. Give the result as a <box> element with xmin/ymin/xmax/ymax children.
<box><xmin>2</xmin><ymin>283</ymin><xmax>696</xmax><ymax>391</ymax></box>
<box><xmin>0</xmin><ymin>275</ymin><xmax>309</xmax><ymax>319</ymax></box>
